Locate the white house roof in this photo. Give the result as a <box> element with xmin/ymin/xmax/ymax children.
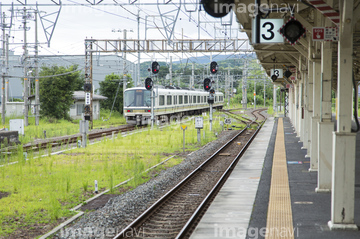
<box><xmin>73</xmin><ymin>91</ymin><xmax>107</xmax><ymax>101</ymax></box>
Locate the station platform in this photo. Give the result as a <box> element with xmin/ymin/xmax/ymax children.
<box><xmin>190</xmin><ymin>117</ymin><xmax>360</xmax><ymax>239</ymax></box>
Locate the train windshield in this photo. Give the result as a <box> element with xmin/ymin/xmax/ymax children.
<box><xmin>124</xmin><ymin>89</ymin><xmax>151</xmax><ymax>107</ymax></box>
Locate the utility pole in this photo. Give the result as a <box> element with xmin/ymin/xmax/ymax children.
<box><xmin>191</xmin><ymin>62</ymin><xmax>194</xmax><ymax>89</ymax></box>
<box><xmin>263</xmin><ymin>78</ymin><xmax>266</xmax><ymax>107</ymax></box>
<box><xmin>169</xmin><ymin>56</ymin><xmax>172</xmax><ymax>86</ymax></box>
<box><xmin>2</xmin><ymin>12</ymin><xmax>5</xmax><ymax>125</ymax></box>
<box><xmin>123</xmin><ymin>29</ymin><xmax>127</xmax><ymax>96</ymax></box>
<box><xmin>242</xmin><ymin>59</ymin><xmax>248</xmax><ymax>109</ymax></box>
<box><xmin>5</xmin><ymin>33</ymin><xmax>9</xmax><ymax>103</ymax></box>
<box><xmin>137</xmin><ymin>10</ymin><xmax>140</xmax><ymax>87</ymax></box>
<box><xmin>34</xmin><ymin>11</ymin><xmax>39</xmax><ymax>126</ymax></box>
<box><xmin>23</xmin><ymin>7</ymin><xmax>29</xmax><ymax>126</ymax></box>
<box><xmin>227</xmin><ymin>67</ymin><xmax>230</xmax><ymax>106</ymax></box>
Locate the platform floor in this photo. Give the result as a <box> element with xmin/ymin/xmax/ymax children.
<box><xmin>190</xmin><ymin>117</ymin><xmax>360</xmax><ymax>239</ymax></box>
<box><xmin>190</xmin><ymin>117</ymin><xmax>274</xmax><ymax>239</ymax></box>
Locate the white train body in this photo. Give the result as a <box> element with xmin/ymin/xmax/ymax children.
<box><xmin>124</xmin><ymin>87</ymin><xmax>224</xmax><ymax>125</ymax></box>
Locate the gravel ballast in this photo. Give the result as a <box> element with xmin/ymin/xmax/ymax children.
<box><xmin>56</xmin><ymin>129</ymin><xmax>239</xmax><ymax>239</ymax></box>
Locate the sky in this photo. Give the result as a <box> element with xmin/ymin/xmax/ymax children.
<box><xmin>2</xmin><ymin>0</ymin><xmax>249</xmax><ymax>64</ymax></box>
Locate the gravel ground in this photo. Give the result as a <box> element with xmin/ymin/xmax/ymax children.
<box><xmin>56</xmin><ymin>129</ymin><xmax>240</xmax><ymax>239</ymax></box>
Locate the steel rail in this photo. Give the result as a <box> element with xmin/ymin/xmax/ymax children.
<box><xmin>176</xmin><ymin>114</ymin><xmax>265</xmax><ymax>238</ymax></box>
<box><xmin>113</xmin><ymin>126</ymin><xmax>249</xmax><ymax>239</ymax></box>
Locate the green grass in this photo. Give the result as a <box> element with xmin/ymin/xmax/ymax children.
<box><xmin>0</xmin><ymin>110</ymin><xmax>127</xmax><ymax>145</ymax></box>
<box><xmin>0</xmin><ymin>114</ymin><xmax>230</xmax><ymax>238</ymax></box>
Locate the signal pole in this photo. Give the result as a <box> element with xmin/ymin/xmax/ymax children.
<box><xmin>254</xmin><ymin>80</ymin><xmax>256</xmax><ymax>109</ymax></box>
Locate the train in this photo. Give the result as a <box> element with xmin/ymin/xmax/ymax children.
<box><xmin>123</xmin><ymin>86</ymin><xmax>224</xmax><ymax>125</ymax></box>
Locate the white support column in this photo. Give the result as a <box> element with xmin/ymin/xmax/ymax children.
<box><xmin>310</xmin><ymin>60</ymin><xmax>321</xmax><ymax>171</ymax></box>
<box><xmin>291</xmin><ymin>86</ymin><xmax>296</xmax><ymax>126</ymax></box>
<box><xmin>298</xmin><ymin>78</ymin><xmax>303</xmax><ymax>138</ymax></box>
<box><xmin>300</xmin><ymin>71</ymin><xmax>306</xmax><ymax>144</ymax></box>
<box><xmin>328</xmin><ymin>0</ymin><xmax>357</xmax><ymax>230</ymax></box>
<box><xmin>294</xmin><ymin>82</ymin><xmax>299</xmax><ymax>135</ymax></box>
<box><xmin>316</xmin><ymin>1</ymin><xmax>334</xmax><ymax>193</ymax></box>
<box><xmin>289</xmin><ymin>85</ymin><xmax>294</xmax><ymax>123</ymax></box>
<box><xmin>305</xmin><ymin>63</ymin><xmax>313</xmax><ymax>157</ymax></box>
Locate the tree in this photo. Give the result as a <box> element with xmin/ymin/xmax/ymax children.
<box><xmin>99</xmin><ymin>73</ymin><xmax>133</xmax><ymax>114</ymax></box>
<box><xmin>39</xmin><ymin>65</ymin><xmax>84</xmax><ymax>120</ymax></box>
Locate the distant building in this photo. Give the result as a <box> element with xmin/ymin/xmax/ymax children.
<box><xmin>28</xmin><ymin>91</ymin><xmax>107</xmax><ymax>120</ymax></box>
<box><xmin>70</xmin><ymin>91</ymin><xmax>107</xmax><ymax>120</ymax></box>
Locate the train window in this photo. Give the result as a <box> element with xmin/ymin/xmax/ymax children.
<box><xmin>215</xmin><ymin>96</ymin><xmax>217</xmax><ymax>102</ymax></box>
<box><xmin>159</xmin><ymin>95</ymin><xmax>165</xmax><ymax>106</ymax></box>
<box><xmin>184</xmin><ymin>95</ymin><xmax>188</xmax><ymax>104</ymax></box>
<box><xmin>174</xmin><ymin>96</ymin><xmax>177</xmax><ymax>105</ymax></box>
<box><xmin>124</xmin><ymin>89</ymin><xmax>151</xmax><ymax>107</ymax></box>
<box><xmin>167</xmin><ymin>95</ymin><xmax>172</xmax><ymax>105</ymax></box>
<box><xmin>179</xmin><ymin>95</ymin><xmax>183</xmax><ymax>104</ymax></box>
<box><xmin>197</xmin><ymin>96</ymin><xmax>200</xmax><ymax>104</ymax></box>
<box><xmin>193</xmin><ymin>96</ymin><xmax>196</xmax><ymax>103</ymax></box>
<box><xmin>204</xmin><ymin>96</ymin><xmax>206</xmax><ymax>103</ymax></box>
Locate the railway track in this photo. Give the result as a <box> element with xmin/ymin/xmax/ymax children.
<box><xmin>1</xmin><ymin>124</ymin><xmax>138</xmax><ymax>154</ymax></box>
<box><xmin>222</xmin><ymin>108</ymin><xmax>266</xmax><ymax>127</ymax></box>
<box><xmin>113</xmin><ymin>109</ymin><xmax>266</xmax><ymax>239</ymax></box>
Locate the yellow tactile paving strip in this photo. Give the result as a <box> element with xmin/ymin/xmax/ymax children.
<box><xmin>265</xmin><ymin>118</ymin><xmax>294</xmax><ymax>239</ymax></box>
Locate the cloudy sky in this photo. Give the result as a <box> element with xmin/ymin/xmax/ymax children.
<box><xmin>3</xmin><ymin>0</ymin><xmax>249</xmax><ymax>63</ymax></box>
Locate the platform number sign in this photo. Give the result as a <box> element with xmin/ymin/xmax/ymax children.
<box><xmin>252</xmin><ymin>19</ymin><xmax>284</xmax><ymax>44</ymax></box>
<box><xmin>270</xmin><ymin>69</ymin><xmax>283</xmax><ymax>79</ymax></box>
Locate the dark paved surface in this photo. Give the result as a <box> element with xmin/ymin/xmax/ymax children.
<box><xmin>247</xmin><ymin>117</ymin><xmax>360</xmax><ymax>239</ymax></box>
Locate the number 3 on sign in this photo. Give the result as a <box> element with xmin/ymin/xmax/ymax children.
<box><xmin>253</xmin><ymin>19</ymin><xmax>284</xmax><ymax>44</ymax></box>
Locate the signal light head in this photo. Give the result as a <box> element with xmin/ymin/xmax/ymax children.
<box><xmin>145</xmin><ymin>77</ymin><xmax>153</xmax><ymax>90</ymax></box>
<box><xmin>202</xmin><ymin>0</ymin><xmax>234</xmax><ymax>18</ymax></box>
<box><xmin>210</xmin><ymin>61</ymin><xmax>218</xmax><ymax>74</ymax></box>
<box><xmin>152</xmin><ymin>61</ymin><xmax>160</xmax><ymax>74</ymax></box>
<box><xmin>204</xmin><ymin>78</ymin><xmax>211</xmax><ymax>91</ymax></box>
<box><xmin>279</xmin><ymin>17</ymin><xmax>306</xmax><ymax>45</ymax></box>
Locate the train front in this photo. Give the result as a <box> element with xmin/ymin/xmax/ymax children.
<box><xmin>123</xmin><ymin>87</ymin><xmax>152</xmax><ymax>125</ymax></box>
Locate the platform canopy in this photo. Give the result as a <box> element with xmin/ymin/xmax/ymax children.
<box><xmin>233</xmin><ymin>0</ymin><xmax>359</xmax><ymax>88</ymax></box>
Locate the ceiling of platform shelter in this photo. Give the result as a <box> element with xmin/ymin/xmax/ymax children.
<box><xmin>232</xmin><ymin>0</ymin><xmax>359</xmax><ymax>88</ymax></box>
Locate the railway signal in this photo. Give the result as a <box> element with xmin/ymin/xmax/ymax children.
<box><xmin>152</xmin><ymin>61</ymin><xmax>160</xmax><ymax>74</ymax></box>
<box><xmin>145</xmin><ymin>78</ymin><xmax>153</xmax><ymax>90</ymax></box>
<box><xmin>210</xmin><ymin>61</ymin><xmax>218</xmax><ymax>74</ymax></box>
<box><xmin>204</xmin><ymin>78</ymin><xmax>211</xmax><ymax>91</ymax></box>
<box><xmin>271</xmin><ymin>74</ymin><xmax>278</xmax><ymax>81</ymax></box>
<box><xmin>279</xmin><ymin>17</ymin><xmax>306</xmax><ymax>45</ymax></box>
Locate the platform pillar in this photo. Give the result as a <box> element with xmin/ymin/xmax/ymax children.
<box><xmin>290</xmin><ymin>86</ymin><xmax>295</xmax><ymax>125</ymax></box>
<box><xmin>294</xmin><ymin>81</ymin><xmax>300</xmax><ymax>136</ymax></box>
<box><xmin>328</xmin><ymin>0</ymin><xmax>357</xmax><ymax>230</ymax></box>
<box><xmin>299</xmin><ymin>72</ymin><xmax>306</xmax><ymax>144</ymax></box>
<box><xmin>302</xmin><ymin>71</ymin><xmax>308</xmax><ymax>148</ymax></box>
<box><xmin>304</xmin><ymin>63</ymin><xmax>313</xmax><ymax>156</ymax></box>
<box><xmin>316</xmin><ymin>11</ymin><xmax>334</xmax><ymax>193</ymax></box>
<box><xmin>298</xmin><ymin>79</ymin><xmax>303</xmax><ymax>138</ymax></box>
<box><xmin>310</xmin><ymin>61</ymin><xmax>321</xmax><ymax>171</ymax></box>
